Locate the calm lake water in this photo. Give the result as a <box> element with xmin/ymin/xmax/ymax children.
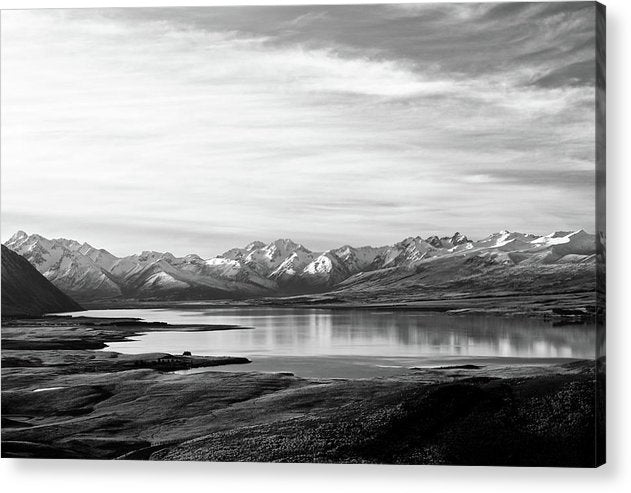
<box><xmin>64</xmin><ymin>307</ymin><xmax>596</xmax><ymax>378</ymax></box>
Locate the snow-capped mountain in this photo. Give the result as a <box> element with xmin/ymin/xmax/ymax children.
<box><xmin>3</xmin><ymin>232</ymin><xmax>275</xmax><ymax>300</ymax></box>
<box><xmin>4</xmin><ymin>231</ymin><xmax>122</xmax><ymax>299</ymax></box>
<box><xmin>332</xmin><ymin>245</ymin><xmax>388</xmax><ymax>273</ymax></box>
<box><xmin>300</xmin><ymin>251</ymin><xmax>351</xmax><ymax>288</ymax></box>
<box><xmin>269</xmin><ymin>249</ymin><xmax>318</xmax><ymax>284</ymax></box>
<box><xmin>3</xmin><ymin>229</ymin><xmax>599</xmax><ymax>302</ymax></box>
<box><xmin>425</xmin><ymin>232</ymin><xmax>470</xmax><ymax>249</ymax></box>
<box><xmin>333</xmin><ymin>229</ymin><xmax>599</xmax><ymax>303</ymax></box>
<box><xmin>290</xmin><ymin>245</ymin><xmax>389</xmax><ymax>290</ymax></box>
<box><xmin>380</xmin><ymin>236</ymin><xmax>440</xmax><ymax>268</ymax></box>
<box><xmin>243</xmin><ymin>239</ymin><xmax>310</xmax><ymax>276</ymax></box>
<box><xmin>472</xmin><ymin>230</ymin><xmax>538</xmax><ymax>251</ymax></box>
<box><xmin>221</xmin><ymin>241</ymin><xmax>265</xmax><ymax>261</ymax></box>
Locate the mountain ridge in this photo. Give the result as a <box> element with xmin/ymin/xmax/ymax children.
<box><xmin>4</xmin><ymin>229</ymin><xmax>600</xmax><ymax>302</ymax></box>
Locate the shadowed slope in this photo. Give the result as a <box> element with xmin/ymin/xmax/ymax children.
<box><xmin>1</xmin><ymin>245</ymin><xmax>83</xmax><ymax>316</ymax></box>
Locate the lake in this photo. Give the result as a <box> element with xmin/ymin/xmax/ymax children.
<box><xmin>63</xmin><ymin>307</ymin><xmax>596</xmax><ymax>378</ymax></box>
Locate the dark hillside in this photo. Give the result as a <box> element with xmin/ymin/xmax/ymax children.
<box><xmin>1</xmin><ymin>245</ymin><xmax>83</xmax><ymax>317</ymax></box>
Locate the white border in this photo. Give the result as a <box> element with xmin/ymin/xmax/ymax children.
<box><xmin>1</xmin><ymin>1</ymin><xmax>629</xmax><ymax>492</ymax></box>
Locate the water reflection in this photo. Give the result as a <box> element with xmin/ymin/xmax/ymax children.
<box><xmin>76</xmin><ymin>307</ymin><xmax>596</xmax><ymax>360</ymax></box>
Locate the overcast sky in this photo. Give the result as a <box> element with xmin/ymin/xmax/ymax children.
<box><xmin>1</xmin><ymin>3</ymin><xmax>597</xmax><ymax>257</ymax></box>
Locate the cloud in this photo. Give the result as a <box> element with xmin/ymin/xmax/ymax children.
<box><xmin>0</xmin><ymin>6</ymin><xmax>598</xmax><ymax>256</ymax></box>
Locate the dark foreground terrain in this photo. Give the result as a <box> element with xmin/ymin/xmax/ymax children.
<box><xmin>1</xmin><ymin>316</ymin><xmax>604</xmax><ymax>466</ymax></box>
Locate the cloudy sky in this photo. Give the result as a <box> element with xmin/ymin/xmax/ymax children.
<box><xmin>1</xmin><ymin>3</ymin><xmax>597</xmax><ymax>257</ymax></box>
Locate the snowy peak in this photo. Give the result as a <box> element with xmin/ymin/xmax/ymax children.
<box><xmin>5</xmin><ymin>231</ymin><xmax>48</xmax><ymax>252</ymax></box>
<box><xmin>474</xmin><ymin>231</ymin><xmax>537</xmax><ymax>250</ymax></box>
<box><xmin>531</xmin><ymin>229</ymin><xmax>589</xmax><ymax>246</ymax></box>
<box><xmin>381</xmin><ymin>236</ymin><xmax>438</xmax><ymax>268</ymax></box>
<box><xmin>269</xmin><ymin>249</ymin><xmax>317</xmax><ymax>281</ymax></box>
<box><xmin>532</xmin><ymin>230</ymin><xmax>574</xmax><ymax>243</ymax></box>
<box><xmin>332</xmin><ymin>244</ymin><xmax>387</xmax><ymax>273</ymax></box>
<box><xmin>425</xmin><ymin>232</ymin><xmax>470</xmax><ymax>250</ymax></box>
<box><xmin>451</xmin><ymin>231</ymin><xmax>468</xmax><ymax>243</ymax></box>
<box><xmin>3</xmin><ymin>231</ymin><xmax>122</xmax><ymax>299</ymax></box>
<box><xmin>220</xmin><ymin>240</ymin><xmax>269</xmax><ymax>261</ymax></box>
<box><xmin>204</xmin><ymin>257</ymin><xmax>243</xmax><ymax>278</ymax></box>
<box><xmin>530</xmin><ymin>229</ymin><xmax>595</xmax><ymax>256</ymax></box>
<box><xmin>263</xmin><ymin>238</ymin><xmax>310</xmax><ymax>260</ymax></box>
<box><xmin>445</xmin><ymin>232</ymin><xmax>469</xmax><ymax>246</ymax></box>
<box><xmin>3</xmin><ymin>228</ymin><xmax>598</xmax><ymax>301</ymax></box>
<box><xmin>245</xmin><ymin>241</ymin><xmax>265</xmax><ymax>251</ymax></box>
<box><xmin>301</xmin><ymin>251</ymin><xmax>350</xmax><ymax>287</ymax></box>
<box><xmin>244</xmin><ymin>238</ymin><xmax>310</xmax><ymax>275</ymax></box>
<box><xmin>304</xmin><ymin>252</ymin><xmax>336</xmax><ymax>275</ymax></box>
<box><xmin>7</xmin><ymin>230</ymin><xmax>28</xmax><ymax>245</ymax></box>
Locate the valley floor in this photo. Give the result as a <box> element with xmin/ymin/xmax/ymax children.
<box><xmin>1</xmin><ymin>316</ymin><xmax>604</xmax><ymax>466</ymax></box>
<box><xmin>83</xmin><ymin>290</ymin><xmax>602</xmax><ymax>322</ymax></box>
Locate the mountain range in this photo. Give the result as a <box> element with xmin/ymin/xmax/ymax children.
<box><xmin>3</xmin><ymin>229</ymin><xmax>599</xmax><ymax>303</ymax></box>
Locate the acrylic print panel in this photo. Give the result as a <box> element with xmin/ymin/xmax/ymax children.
<box><xmin>0</xmin><ymin>2</ymin><xmax>605</xmax><ymax>466</ymax></box>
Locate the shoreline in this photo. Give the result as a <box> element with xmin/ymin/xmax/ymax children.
<box><xmin>48</xmin><ymin>310</ymin><xmax>597</xmax><ymax>379</ymax></box>
<box><xmin>78</xmin><ymin>290</ymin><xmax>601</xmax><ymax>323</ymax></box>
<box><xmin>1</xmin><ymin>315</ymin><xmax>603</xmax><ymax>465</ymax></box>
<box><xmin>2</xmin><ymin>314</ymin><xmax>589</xmax><ymax>377</ymax></box>
<box><xmin>1</xmin><ymin>315</ymin><xmax>253</xmax><ymax>351</ymax></box>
